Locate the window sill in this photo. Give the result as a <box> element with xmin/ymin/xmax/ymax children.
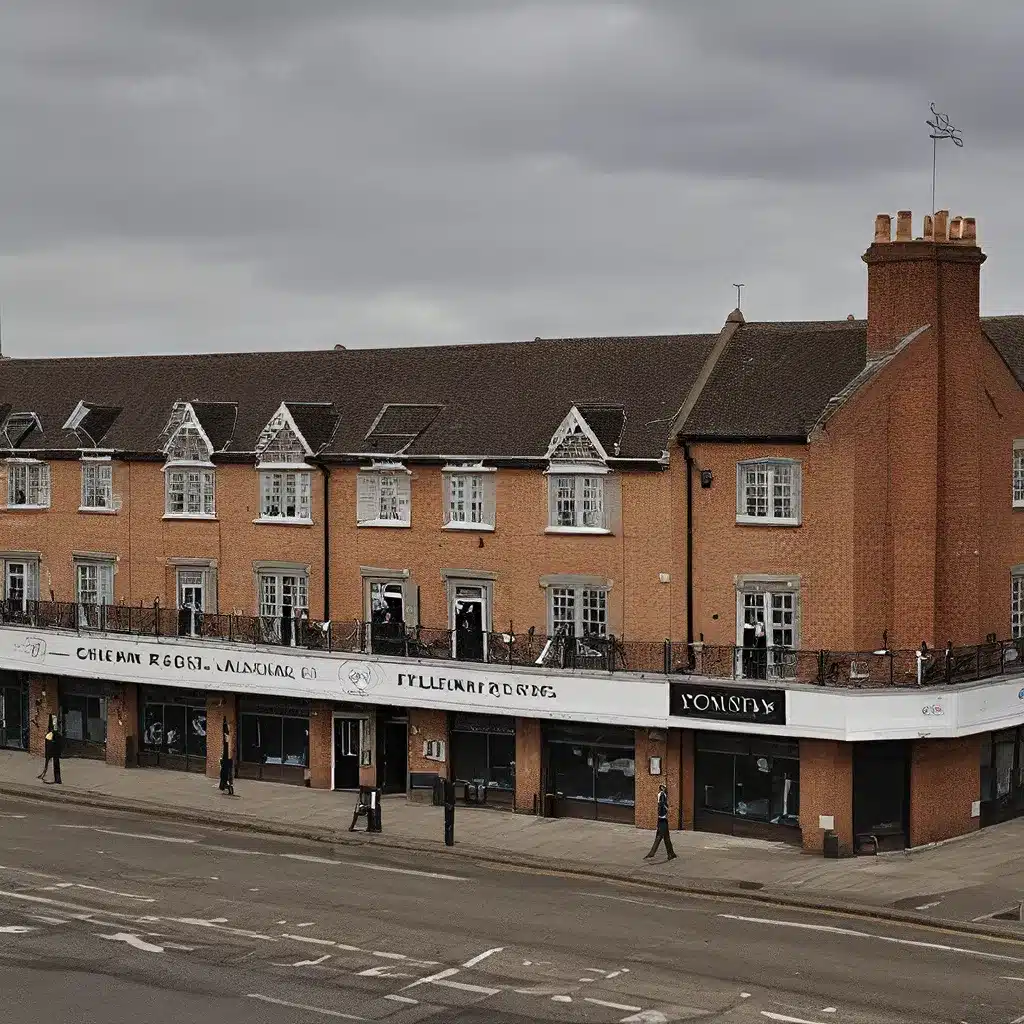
<box><xmin>443</xmin><ymin>522</ymin><xmax>495</xmax><ymax>532</ymax></box>
<box><xmin>545</xmin><ymin>526</ymin><xmax>611</xmax><ymax>536</ymax></box>
<box><xmin>5</xmin><ymin>505</ymin><xmax>50</xmax><ymax>512</ymax></box>
<box><xmin>358</xmin><ymin>520</ymin><xmax>411</xmax><ymax>528</ymax></box>
<box><xmin>162</xmin><ymin>513</ymin><xmax>218</xmax><ymax>521</ymax></box>
<box><xmin>735</xmin><ymin>515</ymin><xmax>801</xmax><ymax>527</ymax></box>
<box><xmin>253</xmin><ymin>516</ymin><xmax>314</xmax><ymax>527</ymax></box>
<box><xmin>79</xmin><ymin>506</ymin><xmax>118</xmax><ymax>515</ymax></box>
<box><xmin>1014</xmin><ymin>501</ymin><xmax>1024</xmax><ymax>510</ymax></box>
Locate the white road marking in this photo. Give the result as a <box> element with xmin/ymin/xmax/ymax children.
<box><xmin>434</xmin><ymin>978</ymin><xmax>502</xmax><ymax>996</ymax></box>
<box><xmin>99</xmin><ymin>932</ymin><xmax>165</xmax><ymax>953</ymax></box>
<box><xmin>28</xmin><ymin>915</ymin><xmax>67</xmax><ymax>925</ymax></box>
<box><xmin>1002</xmin><ymin>977</ymin><xmax>1024</xmax><ymax>982</ymax></box>
<box><xmin>0</xmin><ymin>925</ymin><xmax>34</xmax><ymax>934</ymax></box>
<box><xmin>296</xmin><ymin>922</ymin><xmax>314</xmax><ymax>927</ymax></box>
<box><xmin>282</xmin><ymin>933</ymin><xmax>335</xmax><ymax>946</ymax></box>
<box><xmin>914</xmin><ymin>901</ymin><xmax>941</xmax><ymax>910</ymax></box>
<box><xmin>582</xmin><ymin>892</ymin><xmax>679</xmax><ymax>912</ymax></box>
<box><xmin>372</xmin><ymin>950</ymin><xmax>408</xmax><ymax>960</ymax></box>
<box><xmin>761</xmin><ymin>1015</ymin><xmax>825</xmax><ymax>1024</ymax></box>
<box><xmin>204</xmin><ymin>845</ymin><xmax>271</xmax><ymax>857</ymax></box>
<box><xmin>584</xmin><ymin>968</ymin><xmax>608</xmax><ymax>974</ymax></box>
<box><xmin>462</xmin><ymin>945</ymin><xmax>504</xmax><ymax>967</ymax></box>
<box><xmin>1010</xmin><ymin>1014</ymin><xmax>1024</xmax><ymax>1024</ymax></box>
<box><xmin>291</xmin><ymin>955</ymin><xmax>332</xmax><ymax>967</ymax></box>
<box><xmin>384</xmin><ymin>995</ymin><xmax>419</xmax><ymax>1005</ymax></box>
<box><xmin>820</xmin><ymin>1010</ymin><xmax>837</xmax><ymax>1015</ymax></box>
<box><xmin>0</xmin><ymin>814</ymin><xmax>26</xmax><ymax>819</ymax></box>
<box><xmin>403</xmin><ymin>966</ymin><xmax>461</xmax><ymax>989</ymax></box>
<box><xmin>620</xmin><ymin>1012</ymin><xmax>668</xmax><ymax>1023</ymax></box>
<box><xmin>247</xmin><ymin>994</ymin><xmax>365</xmax><ymax>1020</ymax></box>
<box><xmin>357</xmin><ymin>964</ymin><xmax>412</xmax><ymax>978</ymax></box>
<box><xmin>552</xmin><ymin>995</ymin><xmax>572</xmax><ymax>1003</ymax></box>
<box><xmin>170</xmin><ymin>918</ymin><xmax>277</xmax><ymax>941</ymax></box>
<box><xmin>57</xmin><ymin>826</ymin><xmax>198</xmax><ymax>845</ymax></box>
<box><xmin>719</xmin><ymin>913</ymin><xmax>1024</xmax><ymax>963</ymax></box>
<box><xmin>48</xmin><ymin>882</ymin><xmax>155</xmax><ymax>902</ymax></box>
<box><xmin>585</xmin><ymin>997</ymin><xmax>643</xmax><ymax>1012</ymax></box>
<box><xmin>0</xmin><ymin>889</ymin><xmax>141</xmax><ymax>920</ymax></box>
<box><xmin>0</xmin><ymin>864</ymin><xmax>62</xmax><ymax>880</ymax></box>
<box><xmin>163</xmin><ymin>943</ymin><xmax>196</xmax><ymax>952</ymax></box>
<box><xmin>279</xmin><ymin>852</ymin><xmax>467</xmax><ymax>882</ymax></box>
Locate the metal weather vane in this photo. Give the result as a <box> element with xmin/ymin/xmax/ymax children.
<box><xmin>927</xmin><ymin>102</ymin><xmax>963</xmax><ymax>215</ymax></box>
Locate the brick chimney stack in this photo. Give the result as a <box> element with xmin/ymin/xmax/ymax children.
<box><xmin>861</xmin><ymin>211</ymin><xmax>987</xmax><ymax>649</ymax></box>
<box><xmin>863</xmin><ymin>210</ymin><xmax>984</xmax><ymax>355</ymax></box>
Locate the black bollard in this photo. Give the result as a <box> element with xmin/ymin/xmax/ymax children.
<box><xmin>443</xmin><ymin>778</ymin><xmax>455</xmax><ymax>847</ymax></box>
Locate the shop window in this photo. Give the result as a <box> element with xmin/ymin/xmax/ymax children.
<box><xmin>240</xmin><ymin>713</ymin><xmax>309</xmax><ymax>768</ymax></box>
<box><xmin>60</xmin><ymin>694</ymin><xmax>106</xmax><ymax>744</ymax></box>
<box><xmin>0</xmin><ymin>681</ymin><xmax>27</xmax><ymax>750</ymax></box>
<box><xmin>142</xmin><ymin>701</ymin><xmax>206</xmax><ymax>759</ymax></box>
<box><xmin>451</xmin><ymin>716</ymin><xmax>515</xmax><ymax>792</ymax></box>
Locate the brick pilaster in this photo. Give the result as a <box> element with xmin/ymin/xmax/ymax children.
<box><xmin>514</xmin><ymin>717</ymin><xmax>542</xmax><ymax>813</ymax></box>
<box><xmin>28</xmin><ymin>676</ymin><xmax>58</xmax><ymax>756</ymax></box>
<box><xmin>105</xmin><ymin>682</ymin><xmax>139</xmax><ymax>768</ymax></box>
<box><xmin>205</xmin><ymin>693</ymin><xmax>237</xmax><ymax>779</ymax></box>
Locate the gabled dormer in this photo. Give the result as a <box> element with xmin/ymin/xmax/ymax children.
<box><xmin>161</xmin><ymin>402</ymin><xmax>214</xmax><ymax>466</ymax></box>
<box><xmin>1</xmin><ymin>411</ymin><xmax>42</xmax><ymax>450</ymax></box>
<box><xmin>253</xmin><ymin>403</ymin><xmax>323</xmax><ymax>524</ymax></box>
<box><xmin>255</xmin><ymin>403</ymin><xmax>314</xmax><ymax>469</ymax></box>
<box><xmin>160</xmin><ymin>403</ymin><xmax>216</xmax><ymax>519</ymax></box>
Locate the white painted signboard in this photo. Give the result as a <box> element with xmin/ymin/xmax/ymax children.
<box><xmin>0</xmin><ymin>626</ymin><xmax>668</xmax><ymax>729</ymax></box>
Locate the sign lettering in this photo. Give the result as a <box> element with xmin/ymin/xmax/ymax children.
<box><xmin>669</xmin><ymin>682</ymin><xmax>786</xmax><ymax>725</ymax></box>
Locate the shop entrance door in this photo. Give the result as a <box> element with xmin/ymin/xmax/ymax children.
<box><xmin>377</xmin><ymin>718</ymin><xmax>408</xmax><ymax>794</ymax></box>
<box><xmin>453</xmin><ymin>586</ymin><xmax>486</xmax><ymax>662</ymax></box>
<box><xmin>853</xmin><ymin>741</ymin><xmax>910</xmax><ymax>852</ymax></box>
<box><xmin>0</xmin><ymin>683</ymin><xmax>26</xmax><ymax>749</ymax></box>
<box><xmin>333</xmin><ymin>717</ymin><xmax>360</xmax><ymax>790</ymax></box>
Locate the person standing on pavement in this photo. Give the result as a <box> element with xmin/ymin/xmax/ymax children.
<box><xmin>38</xmin><ymin>715</ymin><xmax>55</xmax><ymax>781</ymax></box>
<box><xmin>49</xmin><ymin>724</ymin><xmax>63</xmax><ymax>785</ymax></box>
<box><xmin>219</xmin><ymin>719</ymin><xmax>235</xmax><ymax>796</ymax></box>
<box><xmin>644</xmin><ymin>783</ymin><xmax>677</xmax><ymax>861</ymax></box>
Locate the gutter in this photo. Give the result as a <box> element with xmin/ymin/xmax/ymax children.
<box><xmin>683</xmin><ymin>441</ymin><xmax>695</xmax><ymax>669</ymax></box>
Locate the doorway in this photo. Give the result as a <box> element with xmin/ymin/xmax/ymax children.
<box><xmin>376</xmin><ymin>715</ymin><xmax>408</xmax><ymax>794</ymax></box>
<box><xmin>369</xmin><ymin>582</ymin><xmax>406</xmax><ymax>655</ymax></box>
<box><xmin>853</xmin><ymin>741</ymin><xmax>910</xmax><ymax>852</ymax></box>
<box><xmin>333</xmin><ymin>717</ymin><xmax>360</xmax><ymax>790</ymax></box>
<box><xmin>453</xmin><ymin>585</ymin><xmax>486</xmax><ymax>662</ymax></box>
<box><xmin>177</xmin><ymin>570</ymin><xmax>205</xmax><ymax>637</ymax></box>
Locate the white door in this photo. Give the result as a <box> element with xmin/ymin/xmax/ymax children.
<box><xmin>5</xmin><ymin>563</ymin><xmax>26</xmax><ymax>612</ymax></box>
<box><xmin>178</xmin><ymin>570</ymin><xmax>205</xmax><ymax>636</ymax></box>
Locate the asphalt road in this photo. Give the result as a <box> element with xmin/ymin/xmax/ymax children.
<box><xmin>0</xmin><ymin>797</ymin><xmax>1023</xmax><ymax>1023</ymax></box>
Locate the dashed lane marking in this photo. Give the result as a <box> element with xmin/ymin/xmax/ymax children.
<box><xmin>462</xmin><ymin>946</ymin><xmax>504</xmax><ymax>967</ymax></box>
<box><xmin>719</xmin><ymin>913</ymin><xmax>1024</xmax><ymax>963</ymax></box>
<box><xmin>57</xmin><ymin>826</ymin><xmax>198</xmax><ymax>845</ymax></box>
<box><xmin>584</xmin><ymin>997</ymin><xmax>643</xmax><ymax>1012</ymax></box>
<box><xmin>46</xmin><ymin>882</ymin><xmax>155</xmax><ymax>902</ymax></box>
<box><xmin>278</xmin><ymin>853</ymin><xmax>467</xmax><ymax>882</ymax></box>
<box><xmin>433</xmin><ymin>977</ymin><xmax>502</xmax><ymax>996</ymax></box>
<box><xmin>384</xmin><ymin>994</ymin><xmax>419</xmax><ymax>1005</ymax></box>
<box><xmin>0</xmin><ymin>925</ymin><xmax>34</xmax><ymax>934</ymax></box>
<box><xmin>98</xmin><ymin>932</ymin><xmax>165</xmax><ymax>954</ymax></box>
<box><xmin>247</xmin><ymin>994</ymin><xmax>365</xmax><ymax>1020</ymax></box>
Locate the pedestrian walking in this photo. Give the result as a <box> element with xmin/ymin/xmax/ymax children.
<box><xmin>644</xmin><ymin>783</ymin><xmax>676</xmax><ymax>861</ymax></box>
<box><xmin>38</xmin><ymin>715</ymin><xmax>55</xmax><ymax>781</ymax></box>
<box><xmin>50</xmin><ymin>726</ymin><xmax>63</xmax><ymax>785</ymax></box>
<box><xmin>219</xmin><ymin>720</ymin><xmax>235</xmax><ymax>796</ymax></box>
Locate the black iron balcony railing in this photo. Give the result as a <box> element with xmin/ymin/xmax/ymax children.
<box><xmin>2</xmin><ymin>598</ymin><xmax>1023</xmax><ymax>689</ymax></box>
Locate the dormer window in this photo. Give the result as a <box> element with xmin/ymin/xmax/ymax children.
<box><xmin>161</xmin><ymin>402</ymin><xmax>216</xmax><ymax>519</ymax></box>
<box><xmin>544</xmin><ymin>406</ymin><xmax>620</xmax><ymax>535</ymax></box>
<box><xmin>254</xmin><ymin>403</ymin><xmax>315</xmax><ymax>524</ymax></box>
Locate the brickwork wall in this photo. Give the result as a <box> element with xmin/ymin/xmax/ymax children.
<box><xmin>407</xmin><ymin>707</ymin><xmax>449</xmax><ymax>776</ymax></box>
<box><xmin>309</xmin><ymin>701</ymin><xmax>333</xmax><ymax>789</ymax></box>
<box><xmin>679</xmin><ymin>729</ymin><xmax>695</xmax><ymax>830</ymax></box>
<box><xmin>359</xmin><ymin>714</ymin><xmax>377</xmax><ymax>789</ymax></box>
<box><xmin>105</xmin><ymin>682</ymin><xmax>138</xmax><ymax>769</ymax></box>
<box><xmin>204</xmin><ymin>693</ymin><xmax>237</xmax><ymax>779</ymax></box>
<box><xmin>514</xmin><ymin>717</ymin><xmax>542</xmax><ymax>813</ymax></box>
<box><xmin>27</xmin><ymin>676</ymin><xmax>58</xmax><ymax>757</ymax></box>
<box><xmin>799</xmin><ymin>739</ymin><xmax>853</xmax><ymax>853</ymax></box>
<box><xmin>909</xmin><ymin>735</ymin><xmax>981</xmax><ymax>847</ymax></box>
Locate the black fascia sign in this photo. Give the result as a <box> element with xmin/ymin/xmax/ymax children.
<box><xmin>669</xmin><ymin>682</ymin><xmax>786</xmax><ymax>725</ymax></box>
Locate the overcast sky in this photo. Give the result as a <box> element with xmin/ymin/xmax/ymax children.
<box><xmin>0</xmin><ymin>1</ymin><xmax>1020</xmax><ymax>358</ymax></box>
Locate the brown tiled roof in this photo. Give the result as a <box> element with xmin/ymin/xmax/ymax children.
<box><xmin>0</xmin><ymin>334</ymin><xmax>719</xmax><ymax>461</ymax></box>
<box><xmin>286</xmin><ymin>403</ymin><xmax>339</xmax><ymax>454</ymax></box>
<box><xmin>577</xmin><ymin>405</ymin><xmax>626</xmax><ymax>456</ymax></box>
<box><xmin>680</xmin><ymin>320</ymin><xmax>869</xmax><ymax>440</ymax></box>
<box><xmin>982</xmin><ymin>317</ymin><xmax>1024</xmax><ymax>387</ymax></box>
<box><xmin>190</xmin><ymin>402</ymin><xmax>238</xmax><ymax>453</ymax></box>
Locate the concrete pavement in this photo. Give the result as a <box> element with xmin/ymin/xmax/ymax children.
<box><xmin>3</xmin><ymin>748</ymin><xmax>1024</xmax><ymax>932</ymax></box>
<box><xmin>1</xmin><ymin>798</ymin><xmax>1024</xmax><ymax>1022</ymax></box>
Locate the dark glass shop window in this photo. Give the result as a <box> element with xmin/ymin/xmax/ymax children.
<box><xmin>595</xmin><ymin>752</ymin><xmax>635</xmax><ymax>807</ymax></box>
<box><xmin>60</xmin><ymin>695</ymin><xmax>106</xmax><ymax>744</ymax></box>
<box><xmin>550</xmin><ymin>744</ymin><xmax>595</xmax><ymax>802</ymax></box>
<box><xmin>187</xmin><ymin>707</ymin><xmax>207</xmax><ymax>758</ymax></box>
<box><xmin>488</xmin><ymin>733</ymin><xmax>515</xmax><ymax>790</ymax></box>
<box><xmin>452</xmin><ymin>731</ymin><xmax>487</xmax><ymax>783</ymax></box>
<box><xmin>282</xmin><ymin>716</ymin><xmax>309</xmax><ymax>767</ymax></box>
<box><xmin>699</xmin><ymin>751</ymin><xmax>735</xmax><ymax>813</ymax></box>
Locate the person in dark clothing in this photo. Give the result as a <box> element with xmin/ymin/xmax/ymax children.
<box><xmin>644</xmin><ymin>784</ymin><xmax>676</xmax><ymax>861</ymax></box>
<box><xmin>48</xmin><ymin>727</ymin><xmax>63</xmax><ymax>785</ymax></box>
<box><xmin>219</xmin><ymin>720</ymin><xmax>235</xmax><ymax>796</ymax></box>
<box><xmin>38</xmin><ymin>715</ymin><xmax>55</xmax><ymax>781</ymax></box>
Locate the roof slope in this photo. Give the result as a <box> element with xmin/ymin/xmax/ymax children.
<box><xmin>982</xmin><ymin>317</ymin><xmax>1024</xmax><ymax>388</ymax></box>
<box><xmin>0</xmin><ymin>333</ymin><xmax>719</xmax><ymax>460</ymax></box>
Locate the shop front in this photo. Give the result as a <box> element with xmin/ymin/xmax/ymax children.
<box><xmin>852</xmin><ymin>740</ymin><xmax>909</xmax><ymax>852</ymax></box>
<box><xmin>57</xmin><ymin>678</ymin><xmax>109</xmax><ymax>759</ymax></box>
<box><xmin>238</xmin><ymin>697</ymin><xmax>310</xmax><ymax>785</ymax></box>
<box><xmin>450</xmin><ymin>712</ymin><xmax>515</xmax><ymax>806</ymax></box>
<box><xmin>544</xmin><ymin>722</ymin><xmax>635</xmax><ymax>823</ymax></box>
<box><xmin>0</xmin><ymin>671</ymin><xmax>28</xmax><ymax>750</ymax></box>
<box><xmin>138</xmin><ymin>686</ymin><xmax>208</xmax><ymax>773</ymax></box>
<box><xmin>980</xmin><ymin>727</ymin><xmax>1024</xmax><ymax>827</ymax></box>
<box><xmin>694</xmin><ymin>732</ymin><xmax>800</xmax><ymax>841</ymax></box>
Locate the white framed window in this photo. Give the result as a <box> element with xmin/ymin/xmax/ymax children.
<box><xmin>165</xmin><ymin>467</ymin><xmax>216</xmax><ymax>518</ymax></box>
<box><xmin>736</xmin><ymin>578</ymin><xmax>800</xmax><ymax>681</ymax></box>
<box><xmin>357</xmin><ymin>468</ymin><xmax>411</xmax><ymax>527</ymax></box>
<box><xmin>258</xmin><ymin>470</ymin><xmax>312</xmax><ymax>522</ymax></box>
<box><xmin>736</xmin><ymin>459</ymin><xmax>801</xmax><ymax>525</ymax></box>
<box><xmin>258</xmin><ymin>570</ymin><xmax>309</xmax><ymax>646</ymax></box>
<box><xmin>546</xmin><ymin>472</ymin><xmax>609</xmax><ymax>532</ymax></box>
<box><xmin>76</xmin><ymin>560</ymin><xmax>114</xmax><ymax>627</ymax></box>
<box><xmin>81</xmin><ymin>462</ymin><xmax>113</xmax><ymax>511</ymax></box>
<box><xmin>2</xmin><ymin>558</ymin><xmax>39</xmax><ymax>611</ymax></box>
<box><xmin>7</xmin><ymin>462</ymin><xmax>50</xmax><ymax>509</ymax></box>
<box><xmin>1013</xmin><ymin>574</ymin><xmax>1024</xmax><ymax>639</ymax></box>
<box><xmin>1013</xmin><ymin>441</ymin><xmax>1024</xmax><ymax>508</ymax></box>
<box><xmin>443</xmin><ymin>467</ymin><xmax>496</xmax><ymax>530</ymax></box>
<box><xmin>549</xmin><ymin>586</ymin><xmax>608</xmax><ymax>638</ymax></box>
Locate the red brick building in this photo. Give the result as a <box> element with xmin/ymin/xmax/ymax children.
<box><xmin>0</xmin><ymin>209</ymin><xmax>1022</xmax><ymax>854</ymax></box>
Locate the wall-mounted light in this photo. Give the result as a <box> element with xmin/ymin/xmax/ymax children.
<box><xmin>700</xmin><ymin>469</ymin><xmax>714</xmax><ymax>489</ymax></box>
